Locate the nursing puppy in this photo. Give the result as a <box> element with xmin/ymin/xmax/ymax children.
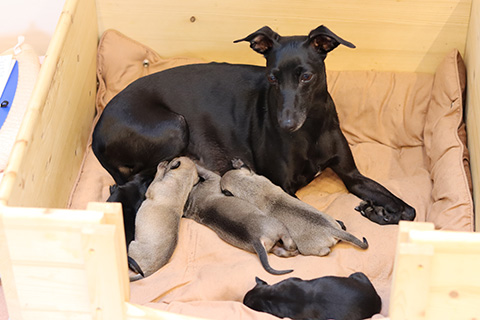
<box><xmin>220</xmin><ymin>161</ymin><xmax>368</xmax><ymax>256</ymax></box>
<box><xmin>243</xmin><ymin>272</ymin><xmax>382</xmax><ymax>320</ymax></box>
<box><xmin>184</xmin><ymin>164</ymin><xmax>298</xmax><ymax>275</ymax></box>
<box><xmin>128</xmin><ymin>157</ymin><xmax>198</xmax><ymax>281</ymax></box>
<box><xmin>107</xmin><ymin>172</ymin><xmax>154</xmax><ymax>247</ymax></box>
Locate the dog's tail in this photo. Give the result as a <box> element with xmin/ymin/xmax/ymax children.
<box><xmin>253</xmin><ymin>241</ymin><xmax>293</xmax><ymax>275</ymax></box>
<box><xmin>331</xmin><ymin>228</ymin><xmax>369</xmax><ymax>250</ymax></box>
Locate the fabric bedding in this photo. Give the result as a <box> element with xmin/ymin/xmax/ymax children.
<box><xmin>68</xmin><ymin>29</ymin><xmax>474</xmax><ymax>319</ymax></box>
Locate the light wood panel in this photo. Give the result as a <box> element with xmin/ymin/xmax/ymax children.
<box><xmin>390</xmin><ymin>221</ymin><xmax>480</xmax><ymax>320</ymax></box>
<box><xmin>0</xmin><ymin>0</ymin><xmax>98</xmax><ymax>208</ymax></box>
<box><xmin>96</xmin><ymin>0</ymin><xmax>472</xmax><ymax>73</ymax></box>
<box><xmin>0</xmin><ymin>203</ymin><xmax>129</xmax><ymax>320</ymax></box>
<box><xmin>465</xmin><ymin>0</ymin><xmax>480</xmax><ymax>231</ymax></box>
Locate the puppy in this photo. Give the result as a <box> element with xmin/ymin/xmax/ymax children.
<box><xmin>220</xmin><ymin>161</ymin><xmax>368</xmax><ymax>256</ymax></box>
<box><xmin>128</xmin><ymin>157</ymin><xmax>198</xmax><ymax>281</ymax></box>
<box><xmin>107</xmin><ymin>172</ymin><xmax>154</xmax><ymax>247</ymax></box>
<box><xmin>243</xmin><ymin>272</ymin><xmax>382</xmax><ymax>320</ymax></box>
<box><xmin>184</xmin><ymin>164</ymin><xmax>298</xmax><ymax>275</ymax></box>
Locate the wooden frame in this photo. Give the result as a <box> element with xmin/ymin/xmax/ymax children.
<box><xmin>0</xmin><ymin>0</ymin><xmax>479</xmax><ymax>319</ymax></box>
<box><xmin>390</xmin><ymin>221</ymin><xmax>480</xmax><ymax>319</ymax></box>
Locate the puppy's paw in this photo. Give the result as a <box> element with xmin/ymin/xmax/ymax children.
<box><xmin>271</xmin><ymin>243</ymin><xmax>299</xmax><ymax>257</ymax></box>
<box><xmin>231</xmin><ymin>158</ymin><xmax>245</xmax><ymax>169</ymax></box>
<box><xmin>128</xmin><ymin>256</ymin><xmax>144</xmax><ymax>277</ymax></box>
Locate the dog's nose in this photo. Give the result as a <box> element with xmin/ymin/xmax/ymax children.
<box><xmin>280</xmin><ymin>118</ymin><xmax>299</xmax><ymax>132</ymax></box>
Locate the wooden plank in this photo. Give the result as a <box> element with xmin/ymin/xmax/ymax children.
<box><xmin>96</xmin><ymin>0</ymin><xmax>472</xmax><ymax>73</ymax></box>
<box><xmin>13</xmin><ymin>265</ymin><xmax>91</xmax><ymax>313</ymax></box>
<box><xmin>425</xmin><ymin>252</ymin><xmax>480</xmax><ymax>319</ymax></box>
<box><xmin>82</xmin><ymin>224</ymin><xmax>126</xmax><ymax>319</ymax></box>
<box><xmin>0</xmin><ymin>206</ymin><xmax>106</xmax><ymax>319</ymax></box>
<box><xmin>390</xmin><ymin>224</ymin><xmax>480</xmax><ymax>320</ymax></box>
<box><xmin>125</xmin><ymin>302</ymin><xmax>208</xmax><ymax>320</ymax></box>
<box><xmin>0</xmin><ymin>0</ymin><xmax>97</xmax><ymax>208</ymax></box>
<box><xmin>0</xmin><ymin>206</ymin><xmax>23</xmax><ymax>320</ymax></box>
<box><xmin>465</xmin><ymin>0</ymin><xmax>480</xmax><ymax>232</ymax></box>
<box><xmin>21</xmin><ymin>311</ymin><xmax>91</xmax><ymax>320</ymax></box>
<box><xmin>86</xmin><ymin>202</ymin><xmax>130</xmax><ymax>302</ymax></box>
<box><xmin>389</xmin><ymin>242</ymin><xmax>434</xmax><ymax>320</ymax></box>
<box><xmin>397</xmin><ymin>221</ymin><xmax>435</xmax><ymax>243</ymax></box>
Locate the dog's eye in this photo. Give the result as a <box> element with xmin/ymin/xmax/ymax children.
<box><xmin>300</xmin><ymin>73</ymin><xmax>313</xmax><ymax>83</ymax></box>
<box><xmin>267</xmin><ymin>74</ymin><xmax>278</xmax><ymax>84</ymax></box>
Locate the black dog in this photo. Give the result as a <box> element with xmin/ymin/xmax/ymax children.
<box><xmin>243</xmin><ymin>273</ymin><xmax>382</xmax><ymax>320</ymax></box>
<box><xmin>92</xmin><ymin>25</ymin><xmax>415</xmax><ymax>225</ymax></box>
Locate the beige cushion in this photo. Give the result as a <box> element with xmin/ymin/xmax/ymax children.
<box><xmin>68</xmin><ymin>29</ymin><xmax>474</xmax><ymax>319</ymax></box>
<box><xmin>424</xmin><ymin>51</ymin><xmax>473</xmax><ymax>229</ymax></box>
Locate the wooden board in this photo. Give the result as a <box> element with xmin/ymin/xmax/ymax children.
<box><xmin>0</xmin><ymin>0</ymin><xmax>98</xmax><ymax>208</ymax></box>
<box><xmin>0</xmin><ymin>203</ymin><xmax>129</xmax><ymax>320</ymax></box>
<box><xmin>389</xmin><ymin>221</ymin><xmax>480</xmax><ymax>319</ymax></box>
<box><xmin>465</xmin><ymin>0</ymin><xmax>480</xmax><ymax>231</ymax></box>
<box><xmin>96</xmin><ymin>0</ymin><xmax>472</xmax><ymax>73</ymax></box>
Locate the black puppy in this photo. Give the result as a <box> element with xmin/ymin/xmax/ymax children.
<box><xmin>92</xmin><ymin>25</ymin><xmax>415</xmax><ymax>225</ymax></box>
<box><xmin>106</xmin><ymin>171</ymin><xmax>153</xmax><ymax>246</ymax></box>
<box><xmin>243</xmin><ymin>273</ymin><xmax>382</xmax><ymax>320</ymax></box>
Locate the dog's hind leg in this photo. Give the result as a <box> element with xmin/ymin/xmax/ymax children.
<box><xmin>93</xmin><ymin>106</ymin><xmax>189</xmax><ymax>185</ymax></box>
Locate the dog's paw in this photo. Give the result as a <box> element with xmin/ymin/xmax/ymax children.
<box><xmin>355</xmin><ymin>200</ymin><xmax>400</xmax><ymax>225</ymax></box>
<box><xmin>355</xmin><ymin>200</ymin><xmax>416</xmax><ymax>225</ymax></box>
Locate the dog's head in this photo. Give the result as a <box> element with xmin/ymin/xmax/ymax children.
<box><xmin>235</xmin><ymin>25</ymin><xmax>355</xmax><ymax>132</ymax></box>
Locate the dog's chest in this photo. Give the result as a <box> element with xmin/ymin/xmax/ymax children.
<box><xmin>255</xmin><ymin>129</ymin><xmax>325</xmax><ymax>193</ymax></box>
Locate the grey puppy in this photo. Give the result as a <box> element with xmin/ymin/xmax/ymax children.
<box><xmin>184</xmin><ymin>164</ymin><xmax>298</xmax><ymax>275</ymax></box>
<box><xmin>220</xmin><ymin>160</ymin><xmax>368</xmax><ymax>256</ymax></box>
<box><xmin>128</xmin><ymin>157</ymin><xmax>199</xmax><ymax>281</ymax></box>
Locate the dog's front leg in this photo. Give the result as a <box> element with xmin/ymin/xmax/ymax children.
<box><xmin>342</xmin><ymin>171</ymin><xmax>415</xmax><ymax>224</ymax></box>
<box><xmin>326</xmin><ymin>130</ymin><xmax>416</xmax><ymax>225</ymax></box>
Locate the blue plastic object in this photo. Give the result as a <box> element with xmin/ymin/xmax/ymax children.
<box><xmin>0</xmin><ymin>60</ymin><xmax>19</xmax><ymax>129</ymax></box>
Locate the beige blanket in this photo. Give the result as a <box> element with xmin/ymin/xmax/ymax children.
<box><xmin>69</xmin><ymin>29</ymin><xmax>474</xmax><ymax>319</ymax></box>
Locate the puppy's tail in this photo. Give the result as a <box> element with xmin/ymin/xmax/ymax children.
<box><xmin>331</xmin><ymin>229</ymin><xmax>369</xmax><ymax>250</ymax></box>
<box><xmin>253</xmin><ymin>241</ymin><xmax>293</xmax><ymax>275</ymax></box>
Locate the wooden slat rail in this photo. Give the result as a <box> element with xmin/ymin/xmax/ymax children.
<box><xmin>0</xmin><ymin>202</ymin><xmax>210</xmax><ymax>320</ymax></box>
<box><xmin>389</xmin><ymin>221</ymin><xmax>480</xmax><ymax>320</ymax></box>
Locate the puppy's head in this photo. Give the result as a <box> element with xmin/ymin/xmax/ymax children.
<box><xmin>153</xmin><ymin>157</ymin><xmax>199</xmax><ymax>185</ymax></box>
<box><xmin>243</xmin><ymin>277</ymin><xmax>270</xmax><ymax>311</ymax></box>
<box><xmin>221</xmin><ymin>159</ymin><xmax>281</xmax><ymax>201</ymax></box>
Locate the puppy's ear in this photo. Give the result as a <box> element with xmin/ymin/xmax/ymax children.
<box><xmin>234</xmin><ymin>26</ymin><xmax>280</xmax><ymax>55</ymax></box>
<box><xmin>255</xmin><ymin>277</ymin><xmax>268</xmax><ymax>285</ymax></box>
<box><xmin>307</xmin><ymin>25</ymin><xmax>355</xmax><ymax>54</ymax></box>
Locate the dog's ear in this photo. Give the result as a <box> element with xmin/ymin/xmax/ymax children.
<box><xmin>234</xmin><ymin>26</ymin><xmax>280</xmax><ymax>55</ymax></box>
<box><xmin>255</xmin><ymin>277</ymin><xmax>268</xmax><ymax>285</ymax></box>
<box><xmin>307</xmin><ymin>25</ymin><xmax>355</xmax><ymax>54</ymax></box>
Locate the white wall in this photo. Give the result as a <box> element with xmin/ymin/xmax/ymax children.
<box><xmin>0</xmin><ymin>0</ymin><xmax>65</xmax><ymax>55</ymax></box>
